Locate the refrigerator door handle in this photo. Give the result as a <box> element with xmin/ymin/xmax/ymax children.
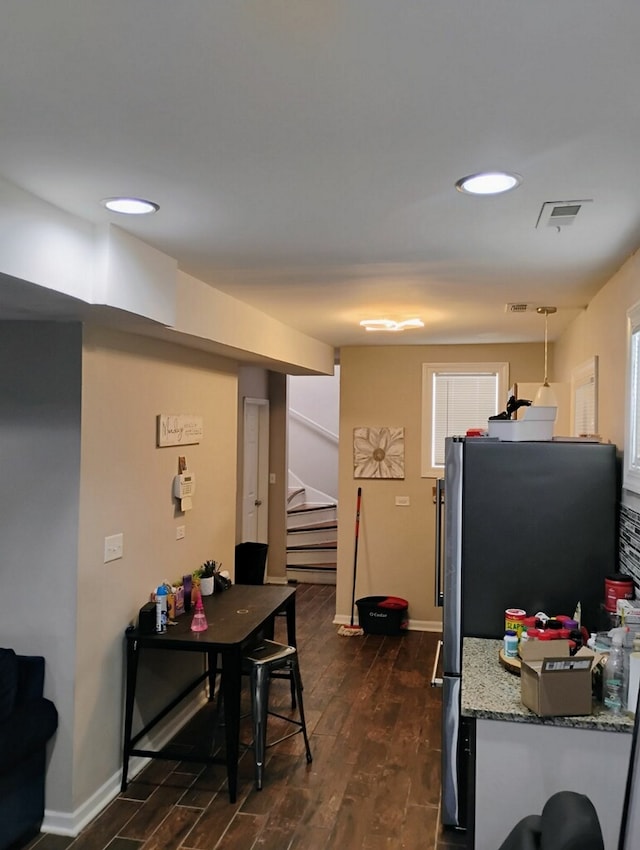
<box><xmin>434</xmin><ymin>478</ymin><xmax>445</xmax><ymax>607</ymax></box>
<box><xmin>430</xmin><ymin>639</ymin><xmax>443</xmax><ymax>687</ymax></box>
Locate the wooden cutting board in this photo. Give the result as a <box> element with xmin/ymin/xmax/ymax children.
<box><xmin>499</xmin><ymin>648</ymin><xmax>521</xmax><ymax>675</ymax></box>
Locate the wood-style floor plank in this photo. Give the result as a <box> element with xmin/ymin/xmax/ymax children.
<box><xmin>21</xmin><ymin>585</ymin><xmax>464</xmax><ymax>850</ymax></box>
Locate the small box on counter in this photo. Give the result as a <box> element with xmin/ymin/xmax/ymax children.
<box><xmin>520</xmin><ymin>643</ymin><xmax>601</xmax><ymax>717</ymax></box>
<box><xmin>616</xmin><ymin>598</ymin><xmax>640</xmax><ymax>627</ymax></box>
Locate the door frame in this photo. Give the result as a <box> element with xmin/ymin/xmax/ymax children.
<box><xmin>242</xmin><ymin>397</ymin><xmax>270</xmax><ymax>542</ymax></box>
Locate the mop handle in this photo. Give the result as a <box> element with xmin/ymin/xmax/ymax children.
<box><xmin>350</xmin><ymin>487</ymin><xmax>362</xmax><ymax>626</ymax></box>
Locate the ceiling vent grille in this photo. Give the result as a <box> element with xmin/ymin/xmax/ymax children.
<box><xmin>536</xmin><ymin>199</ymin><xmax>592</xmax><ymax>230</ymax></box>
<box><xmin>505</xmin><ymin>303</ymin><xmax>534</xmax><ymax>313</ymax></box>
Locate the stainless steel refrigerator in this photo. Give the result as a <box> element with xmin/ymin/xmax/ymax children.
<box><xmin>435</xmin><ymin>437</ymin><xmax>618</xmax><ymax>831</ymax></box>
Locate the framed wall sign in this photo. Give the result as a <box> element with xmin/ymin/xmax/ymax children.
<box><xmin>157</xmin><ymin>414</ymin><xmax>203</xmax><ymax>447</ymax></box>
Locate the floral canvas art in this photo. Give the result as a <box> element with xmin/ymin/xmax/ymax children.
<box><xmin>353</xmin><ymin>426</ymin><xmax>405</xmax><ymax>479</ymax></box>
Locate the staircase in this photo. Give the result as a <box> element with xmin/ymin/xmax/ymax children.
<box><xmin>286</xmin><ymin>487</ymin><xmax>337</xmax><ymax>584</ymax></box>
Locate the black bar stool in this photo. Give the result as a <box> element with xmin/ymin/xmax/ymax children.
<box><xmin>242</xmin><ymin>639</ymin><xmax>312</xmax><ymax>790</ymax></box>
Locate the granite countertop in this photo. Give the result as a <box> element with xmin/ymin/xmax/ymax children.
<box><xmin>461</xmin><ymin>637</ymin><xmax>635</xmax><ymax>733</ymax></box>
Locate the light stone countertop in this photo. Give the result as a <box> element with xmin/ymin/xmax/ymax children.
<box><xmin>461</xmin><ymin>637</ymin><xmax>634</xmax><ymax>733</ymax></box>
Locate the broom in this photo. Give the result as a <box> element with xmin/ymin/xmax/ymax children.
<box><xmin>338</xmin><ymin>486</ymin><xmax>364</xmax><ymax>636</ymax></box>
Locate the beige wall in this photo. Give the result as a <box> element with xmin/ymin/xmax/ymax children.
<box><xmin>554</xmin><ymin>249</ymin><xmax>640</xmax><ymax>453</ymax></box>
<box><xmin>267</xmin><ymin>372</ymin><xmax>288</xmax><ymax>582</ymax></box>
<box><xmin>75</xmin><ymin>326</ymin><xmax>238</xmax><ymax>810</ymax></box>
<box><xmin>337</xmin><ymin>343</ymin><xmax>544</xmax><ymax>627</ymax></box>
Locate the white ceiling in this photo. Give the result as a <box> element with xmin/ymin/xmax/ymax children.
<box><xmin>2</xmin><ymin>1</ymin><xmax>640</xmax><ymax>350</ymax></box>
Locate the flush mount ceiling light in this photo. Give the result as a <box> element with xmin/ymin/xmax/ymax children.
<box><xmin>455</xmin><ymin>171</ymin><xmax>522</xmax><ymax>196</ymax></box>
<box><xmin>101</xmin><ymin>197</ymin><xmax>160</xmax><ymax>215</ymax></box>
<box><xmin>360</xmin><ymin>318</ymin><xmax>425</xmax><ymax>333</ymax></box>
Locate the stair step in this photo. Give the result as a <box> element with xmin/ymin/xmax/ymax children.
<box><xmin>286</xmin><ymin>547</ymin><xmax>337</xmax><ymax>566</ymax></box>
<box><xmin>287</xmin><ymin>503</ymin><xmax>337</xmax><ymax>528</ymax></box>
<box><xmin>286</xmin><ymin>565</ymin><xmax>336</xmax><ymax>586</ymax></box>
<box><xmin>287</xmin><ymin>523</ymin><xmax>337</xmax><ymax>547</ymax></box>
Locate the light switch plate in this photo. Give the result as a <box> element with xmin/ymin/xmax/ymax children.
<box><xmin>104</xmin><ymin>533</ymin><xmax>124</xmax><ymax>562</ymax></box>
<box><xmin>395</xmin><ymin>495</ymin><xmax>410</xmax><ymax>506</ymax></box>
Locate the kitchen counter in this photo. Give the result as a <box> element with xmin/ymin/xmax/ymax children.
<box><xmin>462</xmin><ymin>637</ymin><xmax>634</xmax><ymax>732</ymax></box>
<box><xmin>463</xmin><ymin>638</ymin><xmax>636</xmax><ymax>850</ymax></box>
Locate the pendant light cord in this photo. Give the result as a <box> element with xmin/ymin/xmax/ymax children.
<box><xmin>543</xmin><ymin>311</ymin><xmax>549</xmax><ymax>386</ymax></box>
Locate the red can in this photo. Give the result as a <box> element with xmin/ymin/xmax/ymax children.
<box><xmin>604</xmin><ymin>575</ymin><xmax>634</xmax><ymax>613</ymax></box>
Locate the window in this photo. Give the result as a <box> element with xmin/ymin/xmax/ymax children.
<box><xmin>625</xmin><ymin>302</ymin><xmax>640</xmax><ymax>494</ymax></box>
<box><xmin>421</xmin><ymin>362</ymin><xmax>509</xmax><ymax>477</ymax></box>
<box><xmin>571</xmin><ymin>356</ymin><xmax>598</xmax><ymax>437</ymax></box>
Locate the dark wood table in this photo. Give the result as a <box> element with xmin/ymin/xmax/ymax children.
<box><xmin>121</xmin><ymin>583</ymin><xmax>296</xmax><ymax>802</ymax></box>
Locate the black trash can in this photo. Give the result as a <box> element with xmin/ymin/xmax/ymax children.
<box><xmin>235</xmin><ymin>542</ymin><xmax>269</xmax><ymax>585</ymax></box>
<box><xmin>356</xmin><ymin>596</ymin><xmax>409</xmax><ymax>635</ymax></box>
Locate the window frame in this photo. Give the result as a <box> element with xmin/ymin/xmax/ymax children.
<box><xmin>571</xmin><ymin>356</ymin><xmax>598</xmax><ymax>438</ymax></box>
<box><xmin>421</xmin><ymin>361</ymin><xmax>509</xmax><ymax>478</ymax></box>
<box><xmin>624</xmin><ymin>301</ymin><xmax>640</xmax><ymax>494</ymax></box>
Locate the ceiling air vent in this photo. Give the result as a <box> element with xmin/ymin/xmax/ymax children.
<box><xmin>536</xmin><ymin>199</ymin><xmax>592</xmax><ymax>230</ymax></box>
<box><xmin>505</xmin><ymin>303</ymin><xmax>533</xmax><ymax>313</ymax></box>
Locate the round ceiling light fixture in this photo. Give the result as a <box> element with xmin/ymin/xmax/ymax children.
<box><xmin>101</xmin><ymin>197</ymin><xmax>160</xmax><ymax>215</ymax></box>
<box><xmin>455</xmin><ymin>171</ymin><xmax>522</xmax><ymax>196</ymax></box>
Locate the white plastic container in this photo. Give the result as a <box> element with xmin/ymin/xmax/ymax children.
<box><xmin>488</xmin><ymin>406</ymin><xmax>556</xmax><ymax>442</ymax></box>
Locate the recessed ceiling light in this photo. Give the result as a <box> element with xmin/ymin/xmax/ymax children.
<box><xmin>360</xmin><ymin>318</ymin><xmax>425</xmax><ymax>333</ymax></box>
<box><xmin>101</xmin><ymin>197</ymin><xmax>160</xmax><ymax>215</ymax></box>
<box><xmin>455</xmin><ymin>171</ymin><xmax>522</xmax><ymax>196</ymax></box>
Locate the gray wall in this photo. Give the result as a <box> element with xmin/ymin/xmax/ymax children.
<box><xmin>0</xmin><ymin>321</ymin><xmax>82</xmax><ymax>813</ymax></box>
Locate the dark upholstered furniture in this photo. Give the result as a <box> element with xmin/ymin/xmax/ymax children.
<box><xmin>496</xmin><ymin>790</ymin><xmax>604</xmax><ymax>850</ymax></box>
<box><xmin>0</xmin><ymin>649</ymin><xmax>58</xmax><ymax>850</ymax></box>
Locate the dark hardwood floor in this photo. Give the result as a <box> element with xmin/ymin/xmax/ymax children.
<box><xmin>19</xmin><ymin>584</ymin><xmax>466</xmax><ymax>850</ymax></box>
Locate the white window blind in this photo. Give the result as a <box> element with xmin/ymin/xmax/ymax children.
<box><xmin>421</xmin><ymin>362</ymin><xmax>509</xmax><ymax>476</ymax></box>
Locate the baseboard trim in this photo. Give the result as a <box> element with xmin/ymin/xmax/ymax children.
<box><xmin>264</xmin><ymin>573</ymin><xmax>288</xmax><ymax>585</ymax></box>
<box><xmin>41</xmin><ymin>692</ymin><xmax>208</xmax><ymax>837</ymax></box>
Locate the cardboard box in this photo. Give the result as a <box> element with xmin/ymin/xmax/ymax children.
<box><xmin>520</xmin><ymin>645</ymin><xmax>599</xmax><ymax>717</ymax></box>
<box><xmin>616</xmin><ymin>598</ymin><xmax>640</xmax><ymax>627</ymax></box>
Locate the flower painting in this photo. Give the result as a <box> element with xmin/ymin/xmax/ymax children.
<box><xmin>353</xmin><ymin>426</ymin><xmax>405</xmax><ymax>479</ymax></box>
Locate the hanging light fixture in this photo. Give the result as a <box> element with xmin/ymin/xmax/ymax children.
<box><xmin>533</xmin><ymin>306</ymin><xmax>557</xmax><ymax>406</ymax></box>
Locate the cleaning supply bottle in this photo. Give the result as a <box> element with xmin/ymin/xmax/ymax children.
<box><xmin>603</xmin><ymin>626</ymin><xmax>627</xmax><ymax>714</ymax></box>
<box><xmin>190</xmin><ymin>592</ymin><xmax>208</xmax><ymax>632</ymax></box>
<box><xmin>155</xmin><ymin>585</ymin><xmax>168</xmax><ymax>633</ymax></box>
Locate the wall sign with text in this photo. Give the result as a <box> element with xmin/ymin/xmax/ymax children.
<box><xmin>157</xmin><ymin>414</ymin><xmax>203</xmax><ymax>447</ymax></box>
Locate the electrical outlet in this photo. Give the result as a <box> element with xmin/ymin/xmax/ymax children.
<box><xmin>176</xmin><ymin>525</ymin><xmax>185</xmax><ymax>540</ymax></box>
<box><xmin>269</xmin><ymin>473</ymin><xmax>276</xmax><ymax>484</ymax></box>
<box><xmin>104</xmin><ymin>533</ymin><xmax>124</xmax><ymax>562</ymax></box>
<box><xmin>395</xmin><ymin>495</ymin><xmax>410</xmax><ymax>506</ymax></box>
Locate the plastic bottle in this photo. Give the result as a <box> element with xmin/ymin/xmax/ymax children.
<box><xmin>503</xmin><ymin>630</ymin><xmax>518</xmax><ymax>658</ymax></box>
<box><xmin>190</xmin><ymin>592</ymin><xmax>208</xmax><ymax>632</ymax></box>
<box><xmin>155</xmin><ymin>585</ymin><xmax>168</xmax><ymax>633</ymax></box>
<box><xmin>603</xmin><ymin>627</ymin><xmax>627</xmax><ymax>714</ymax></box>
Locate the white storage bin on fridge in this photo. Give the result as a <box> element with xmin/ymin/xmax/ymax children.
<box><xmin>487</xmin><ymin>406</ymin><xmax>556</xmax><ymax>441</ymax></box>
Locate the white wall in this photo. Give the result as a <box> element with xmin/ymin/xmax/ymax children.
<box><xmin>288</xmin><ymin>367</ymin><xmax>340</xmax><ymax>501</ymax></box>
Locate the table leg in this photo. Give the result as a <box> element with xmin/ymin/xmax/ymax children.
<box><xmin>286</xmin><ymin>596</ymin><xmax>298</xmax><ymax>706</ymax></box>
<box><xmin>286</xmin><ymin>596</ymin><xmax>296</xmax><ymax>647</ymax></box>
<box><xmin>221</xmin><ymin>648</ymin><xmax>242</xmax><ymax>803</ymax></box>
<box><xmin>207</xmin><ymin>650</ymin><xmax>218</xmax><ymax>700</ymax></box>
<box><xmin>121</xmin><ymin>634</ymin><xmax>139</xmax><ymax>791</ymax></box>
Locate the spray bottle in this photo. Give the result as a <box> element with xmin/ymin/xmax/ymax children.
<box><xmin>603</xmin><ymin>626</ymin><xmax>627</xmax><ymax>714</ymax></box>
